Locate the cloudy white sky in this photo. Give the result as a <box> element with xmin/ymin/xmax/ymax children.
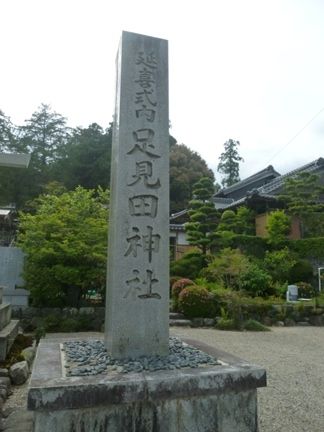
<box><xmin>1</xmin><ymin>0</ymin><xmax>324</xmax><ymax>182</ymax></box>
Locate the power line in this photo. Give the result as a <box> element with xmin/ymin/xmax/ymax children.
<box><xmin>266</xmin><ymin>107</ymin><xmax>324</xmax><ymax>164</ymax></box>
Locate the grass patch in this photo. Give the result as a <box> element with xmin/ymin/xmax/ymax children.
<box><xmin>243</xmin><ymin>319</ymin><xmax>271</xmax><ymax>332</ymax></box>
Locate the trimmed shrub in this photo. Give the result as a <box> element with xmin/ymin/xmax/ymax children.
<box><xmin>178</xmin><ymin>285</ymin><xmax>216</xmax><ymax>318</ymax></box>
<box><xmin>296</xmin><ymin>282</ymin><xmax>316</xmax><ymax>299</ymax></box>
<box><xmin>170</xmin><ymin>251</ymin><xmax>207</xmax><ymax>280</ymax></box>
<box><xmin>243</xmin><ymin>319</ymin><xmax>270</xmax><ymax>331</ymax></box>
<box><xmin>239</xmin><ymin>264</ymin><xmax>273</xmax><ymax>297</ymax></box>
<box><xmin>216</xmin><ymin>318</ymin><xmax>238</xmax><ymax>330</ymax></box>
<box><xmin>202</xmin><ymin>248</ymin><xmax>250</xmax><ymax>289</ymax></box>
<box><xmin>171</xmin><ymin>278</ymin><xmax>195</xmax><ymax>299</ymax></box>
<box><xmin>289</xmin><ymin>259</ymin><xmax>314</xmax><ymax>284</ymax></box>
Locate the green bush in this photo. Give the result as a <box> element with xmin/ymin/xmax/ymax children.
<box><xmin>170</xmin><ymin>276</ymin><xmax>181</xmax><ymax>292</ymax></box>
<box><xmin>60</xmin><ymin>318</ymin><xmax>80</xmax><ymax>332</ymax></box>
<box><xmin>290</xmin><ymin>238</ymin><xmax>324</xmax><ymax>260</ymax></box>
<box><xmin>263</xmin><ymin>248</ymin><xmax>297</xmax><ymax>283</ymax></box>
<box><xmin>216</xmin><ymin>318</ymin><xmax>238</xmax><ymax>330</ymax></box>
<box><xmin>239</xmin><ymin>264</ymin><xmax>273</xmax><ymax>297</ymax></box>
<box><xmin>289</xmin><ymin>259</ymin><xmax>314</xmax><ymax>284</ymax></box>
<box><xmin>296</xmin><ymin>282</ymin><xmax>317</xmax><ymax>299</ymax></box>
<box><xmin>202</xmin><ymin>248</ymin><xmax>250</xmax><ymax>289</ymax></box>
<box><xmin>171</xmin><ymin>278</ymin><xmax>195</xmax><ymax>299</ymax></box>
<box><xmin>44</xmin><ymin>314</ymin><xmax>61</xmax><ymax>331</ymax></box>
<box><xmin>243</xmin><ymin>319</ymin><xmax>271</xmax><ymax>331</ymax></box>
<box><xmin>170</xmin><ymin>251</ymin><xmax>207</xmax><ymax>280</ymax></box>
<box><xmin>178</xmin><ymin>285</ymin><xmax>216</xmax><ymax>318</ymax></box>
<box><xmin>171</xmin><ymin>278</ymin><xmax>195</xmax><ymax>311</ymax></box>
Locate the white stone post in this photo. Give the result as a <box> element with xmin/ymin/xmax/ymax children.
<box><xmin>105</xmin><ymin>31</ymin><xmax>169</xmax><ymax>358</ymax></box>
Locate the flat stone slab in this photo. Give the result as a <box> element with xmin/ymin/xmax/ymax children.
<box><xmin>28</xmin><ymin>335</ymin><xmax>266</xmax><ymax>431</ymax></box>
<box><xmin>0</xmin><ymin>303</ymin><xmax>12</xmax><ymax>331</ymax></box>
<box><xmin>0</xmin><ymin>319</ymin><xmax>19</xmax><ymax>361</ymax></box>
<box><xmin>169</xmin><ymin>319</ymin><xmax>192</xmax><ymax>327</ymax></box>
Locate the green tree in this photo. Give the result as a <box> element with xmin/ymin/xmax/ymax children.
<box><xmin>281</xmin><ymin>171</ymin><xmax>324</xmax><ymax>237</ymax></box>
<box><xmin>51</xmin><ymin>123</ymin><xmax>112</xmax><ymax>190</ymax></box>
<box><xmin>0</xmin><ymin>110</ymin><xmax>17</xmax><ymax>152</ymax></box>
<box><xmin>170</xmin><ymin>143</ymin><xmax>215</xmax><ymax>213</ymax></box>
<box><xmin>20</xmin><ymin>103</ymin><xmax>70</xmax><ymax>167</ymax></box>
<box><xmin>17</xmin><ymin>187</ymin><xmax>108</xmax><ymax>307</ymax></box>
<box><xmin>185</xmin><ymin>177</ymin><xmax>219</xmax><ymax>254</ymax></box>
<box><xmin>266</xmin><ymin>210</ymin><xmax>291</xmax><ymax>246</ymax></box>
<box><xmin>217</xmin><ymin>139</ymin><xmax>244</xmax><ymax>187</ymax></box>
<box><xmin>217</xmin><ymin>206</ymin><xmax>255</xmax><ymax>235</ymax></box>
<box><xmin>0</xmin><ymin>105</ymin><xmax>71</xmax><ymax>208</ymax></box>
<box><xmin>203</xmin><ymin>247</ymin><xmax>250</xmax><ymax>289</ymax></box>
<box><xmin>263</xmin><ymin>248</ymin><xmax>297</xmax><ymax>283</ymax></box>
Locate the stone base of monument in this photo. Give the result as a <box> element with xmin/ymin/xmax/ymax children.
<box><xmin>0</xmin><ymin>287</ymin><xmax>19</xmax><ymax>360</ymax></box>
<box><xmin>28</xmin><ymin>336</ymin><xmax>266</xmax><ymax>432</ymax></box>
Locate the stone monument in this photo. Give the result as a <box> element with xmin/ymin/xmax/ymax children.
<box><xmin>28</xmin><ymin>32</ymin><xmax>266</xmax><ymax>432</ymax></box>
<box><xmin>105</xmin><ymin>31</ymin><xmax>169</xmax><ymax>358</ymax></box>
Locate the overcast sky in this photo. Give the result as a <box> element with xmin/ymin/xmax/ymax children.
<box><xmin>1</xmin><ymin>0</ymin><xmax>324</xmax><ymax>183</ymax></box>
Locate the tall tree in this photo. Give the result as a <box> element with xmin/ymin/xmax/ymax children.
<box><xmin>217</xmin><ymin>139</ymin><xmax>244</xmax><ymax>188</ymax></box>
<box><xmin>20</xmin><ymin>103</ymin><xmax>70</xmax><ymax>168</ymax></box>
<box><xmin>0</xmin><ymin>105</ymin><xmax>71</xmax><ymax>208</ymax></box>
<box><xmin>0</xmin><ymin>110</ymin><xmax>17</xmax><ymax>152</ymax></box>
<box><xmin>18</xmin><ymin>187</ymin><xmax>108</xmax><ymax>307</ymax></box>
<box><xmin>170</xmin><ymin>143</ymin><xmax>215</xmax><ymax>213</ymax></box>
<box><xmin>185</xmin><ymin>177</ymin><xmax>219</xmax><ymax>254</ymax></box>
<box><xmin>51</xmin><ymin>123</ymin><xmax>112</xmax><ymax>190</ymax></box>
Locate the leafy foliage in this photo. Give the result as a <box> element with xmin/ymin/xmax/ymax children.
<box><xmin>266</xmin><ymin>210</ymin><xmax>291</xmax><ymax>246</ymax></box>
<box><xmin>217</xmin><ymin>139</ymin><xmax>244</xmax><ymax>187</ymax></box>
<box><xmin>239</xmin><ymin>263</ymin><xmax>273</xmax><ymax>297</ymax></box>
<box><xmin>170</xmin><ymin>251</ymin><xmax>208</xmax><ymax>279</ymax></box>
<box><xmin>217</xmin><ymin>206</ymin><xmax>255</xmax><ymax>236</ymax></box>
<box><xmin>263</xmin><ymin>248</ymin><xmax>297</xmax><ymax>283</ymax></box>
<box><xmin>17</xmin><ymin>187</ymin><xmax>108</xmax><ymax>306</ymax></box>
<box><xmin>170</xmin><ymin>143</ymin><xmax>215</xmax><ymax>213</ymax></box>
<box><xmin>281</xmin><ymin>171</ymin><xmax>324</xmax><ymax>237</ymax></box>
<box><xmin>289</xmin><ymin>259</ymin><xmax>314</xmax><ymax>284</ymax></box>
<box><xmin>51</xmin><ymin>123</ymin><xmax>112</xmax><ymax>190</ymax></box>
<box><xmin>243</xmin><ymin>319</ymin><xmax>270</xmax><ymax>331</ymax></box>
<box><xmin>203</xmin><ymin>248</ymin><xmax>250</xmax><ymax>289</ymax></box>
<box><xmin>185</xmin><ymin>177</ymin><xmax>219</xmax><ymax>254</ymax></box>
<box><xmin>178</xmin><ymin>285</ymin><xmax>217</xmax><ymax>318</ymax></box>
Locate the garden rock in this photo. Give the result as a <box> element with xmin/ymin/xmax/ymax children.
<box><xmin>21</xmin><ymin>347</ymin><xmax>35</xmax><ymax>367</ymax></box>
<box><xmin>284</xmin><ymin>318</ymin><xmax>296</xmax><ymax>326</ymax></box>
<box><xmin>191</xmin><ymin>318</ymin><xmax>204</xmax><ymax>327</ymax></box>
<box><xmin>309</xmin><ymin>315</ymin><xmax>324</xmax><ymax>326</ymax></box>
<box><xmin>203</xmin><ymin>318</ymin><xmax>215</xmax><ymax>327</ymax></box>
<box><xmin>262</xmin><ymin>317</ymin><xmax>272</xmax><ymax>326</ymax></box>
<box><xmin>274</xmin><ymin>321</ymin><xmax>284</xmax><ymax>327</ymax></box>
<box><xmin>9</xmin><ymin>361</ymin><xmax>29</xmax><ymax>385</ymax></box>
<box><xmin>0</xmin><ymin>370</ymin><xmax>8</xmax><ymax>379</ymax></box>
<box><xmin>296</xmin><ymin>321</ymin><xmax>311</xmax><ymax>326</ymax></box>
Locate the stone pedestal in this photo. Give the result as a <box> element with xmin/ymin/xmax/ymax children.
<box><xmin>0</xmin><ymin>287</ymin><xmax>19</xmax><ymax>360</ymax></box>
<box><xmin>28</xmin><ymin>336</ymin><xmax>266</xmax><ymax>432</ymax></box>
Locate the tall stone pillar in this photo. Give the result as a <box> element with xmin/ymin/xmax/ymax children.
<box><xmin>105</xmin><ymin>31</ymin><xmax>169</xmax><ymax>358</ymax></box>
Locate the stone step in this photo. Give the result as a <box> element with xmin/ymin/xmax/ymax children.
<box><xmin>169</xmin><ymin>319</ymin><xmax>192</xmax><ymax>327</ymax></box>
<box><xmin>0</xmin><ymin>319</ymin><xmax>19</xmax><ymax>361</ymax></box>
<box><xmin>0</xmin><ymin>303</ymin><xmax>12</xmax><ymax>331</ymax></box>
<box><xmin>169</xmin><ymin>312</ymin><xmax>185</xmax><ymax>320</ymax></box>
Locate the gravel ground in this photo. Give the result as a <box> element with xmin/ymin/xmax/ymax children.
<box><xmin>171</xmin><ymin>326</ymin><xmax>324</xmax><ymax>432</ymax></box>
<box><xmin>4</xmin><ymin>327</ymin><xmax>324</xmax><ymax>432</ymax></box>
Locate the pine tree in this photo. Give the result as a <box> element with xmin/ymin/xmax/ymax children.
<box><xmin>185</xmin><ymin>177</ymin><xmax>219</xmax><ymax>254</ymax></box>
<box><xmin>217</xmin><ymin>139</ymin><xmax>244</xmax><ymax>187</ymax></box>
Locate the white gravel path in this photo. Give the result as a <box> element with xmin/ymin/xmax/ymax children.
<box><xmin>171</xmin><ymin>326</ymin><xmax>324</xmax><ymax>432</ymax></box>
